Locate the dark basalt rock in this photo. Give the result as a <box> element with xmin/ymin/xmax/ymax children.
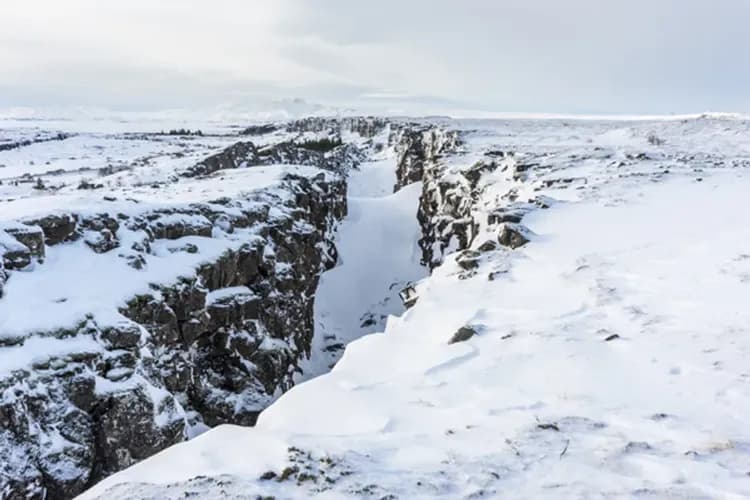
<box><xmin>390</xmin><ymin>125</ymin><xmax>482</xmax><ymax>269</ymax></box>
<box><xmin>399</xmin><ymin>284</ymin><xmax>419</xmax><ymax>309</ymax></box>
<box><xmin>0</xmin><ymin>165</ymin><xmax>348</xmax><ymax>500</ymax></box>
<box><xmin>147</xmin><ymin>213</ymin><xmax>213</xmax><ymax>240</ymax></box>
<box><xmin>92</xmin><ymin>386</ymin><xmax>184</xmax><ymax>479</ymax></box>
<box><xmin>287</xmin><ymin>116</ymin><xmax>388</xmax><ymax>139</ymax></box>
<box><xmin>99</xmin><ymin>322</ymin><xmax>142</xmax><ymax>350</ymax></box>
<box><xmin>0</xmin><ymin>132</ymin><xmax>72</xmax><ymax>152</ymax></box>
<box><xmin>456</xmin><ymin>250</ymin><xmax>481</xmax><ymax>271</ymax></box>
<box><xmin>449</xmin><ymin>325</ymin><xmax>478</xmax><ymax>344</ymax></box>
<box><xmin>461</xmin><ymin>159</ymin><xmax>498</xmax><ymax>188</ymax></box>
<box><xmin>0</xmin><ymin>265</ymin><xmax>6</xmax><ymax>298</ymax></box>
<box><xmin>392</xmin><ymin>125</ymin><xmax>460</xmax><ymax>192</ymax></box>
<box><xmin>487</xmin><ymin>209</ymin><xmax>525</xmax><ymax>225</ymax></box>
<box><xmin>477</xmin><ymin>240</ymin><xmax>498</xmax><ymax>252</ymax></box>
<box><xmin>241</xmin><ymin>124</ymin><xmax>279</xmax><ymax>136</ymax></box>
<box><xmin>5</xmin><ymin>225</ymin><xmax>45</xmax><ymax>261</ymax></box>
<box><xmin>24</xmin><ymin>213</ymin><xmax>78</xmax><ymax>245</ymax></box>
<box><xmin>183</xmin><ymin>141</ymin><xmax>258</xmax><ymax>177</ymax></box>
<box><xmin>498</xmin><ymin>223</ymin><xmax>533</xmax><ymax>249</ymax></box>
<box><xmin>83</xmin><ymin>229</ymin><xmax>119</xmax><ymax>253</ymax></box>
<box><xmin>1</xmin><ymin>225</ymin><xmax>45</xmax><ymax>272</ymax></box>
<box><xmin>2</xmin><ymin>244</ymin><xmax>32</xmax><ymax>270</ymax></box>
<box><xmin>181</xmin><ymin>138</ymin><xmax>365</xmax><ymax>179</ymax></box>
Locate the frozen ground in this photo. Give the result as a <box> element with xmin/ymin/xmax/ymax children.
<box><xmin>301</xmin><ymin>156</ymin><xmax>426</xmax><ymax>379</ymax></box>
<box><xmin>78</xmin><ymin>116</ymin><xmax>750</xmax><ymax>499</ymax></box>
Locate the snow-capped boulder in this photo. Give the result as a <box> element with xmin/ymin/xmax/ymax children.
<box><xmin>24</xmin><ymin>213</ymin><xmax>78</xmax><ymax>245</ymax></box>
<box><xmin>497</xmin><ymin>223</ymin><xmax>533</xmax><ymax>249</ymax></box>
<box><xmin>448</xmin><ymin>325</ymin><xmax>478</xmax><ymax>344</ymax></box>
<box><xmin>4</xmin><ymin>224</ymin><xmax>45</xmax><ymax>261</ymax></box>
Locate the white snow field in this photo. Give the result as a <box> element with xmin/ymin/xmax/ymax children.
<box><xmin>301</xmin><ymin>156</ymin><xmax>427</xmax><ymax>379</ymax></box>
<box><xmin>79</xmin><ymin>116</ymin><xmax>750</xmax><ymax>499</ymax></box>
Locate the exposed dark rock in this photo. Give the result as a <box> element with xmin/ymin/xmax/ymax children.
<box><xmin>512</xmin><ymin>161</ymin><xmax>537</xmax><ymax>181</ymax></box>
<box><xmin>456</xmin><ymin>250</ymin><xmax>481</xmax><ymax>271</ymax></box>
<box><xmin>24</xmin><ymin>213</ymin><xmax>78</xmax><ymax>245</ymax></box>
<box><xmin>461</xmin><ymin>159</ymin><xmax>498</xmax><ymax>188</ymax></box>
<box><xmin>0</xmin><ymin>160</ymin><xmax>348</xmax><ymax>499</ymax></box>
<box><xmin>487</xmin><ymin>209</ymin><xmax>525</xmax><ymax>225</ymax></box>
<box><xmin>449</xmin><ymin>325</ymin><xmax>478</xmax><ymax>344</ymax></box>
<box><xmin>399</xmin><ymin>284</ymin><xmax>419</xmax><ymax>309</ymax></box>
<box><xmin>99</xmin><ymin>322</ymin><xmax>142</xmax><ymax>350</ymax></box>
<box><xmin>392</xmin><ymin>125</ymin><xmax>460</xmax><ymax>192</ymax></box>
<box><xmin>4</xmin><ymin>225</ymin><xmax>45</xmax><ymax>261</ymax></box>
<box><xmin>537</xmin><ymin>422</ymin><xmax>561</xmax><ymax>432</ymax></box>
<box><xmin>92</xmin><ymin>386</ymin><xmax>184</xmax><ymax>479</ymax></box>
<box><xmin>477</xmin><ymin>240</ymin><xmax>498</xmax><ymax>252</ymax></box>
<box><xmin>83</xmin><ymin>229</ymin><xmax>119</xmax><ymax>253</ymax></box>
<box><xmin>0</xmin><ymin>264</ymin><xmax>6</xmax><ymax>298</ymax></box>
<box><xmin>147</xmin><ymin>213</ymin><xmax>213</xmax><ymax>240</ymax></box>
<box><xmin>497</xmin><ymin>223</ymin><xmax>533</xmax><ymax>249</ymax></box>
<box><xmin>287</xmin><ymin>116</ymin><xmax>388</xmax><ymax>139</ymax></box>
<box><xmin>0</xmin><ymin>132</ymin><xmax>73</xmax><ymax>152</ymax></box>
<box><xmin>241</xmin><ymin>124</ymin><xmax>279</xmax><ymax>136</ymax></box>
<box><xmin>181</xmin><ymin>138</ymin><xmax>365</xmax><ymax>179</ymax></box>
<box><xmin>1</xmin><ymin>243</ymin><xmax>32</xmax><ymax>270</ymax></box>
<box><xmin>182</xmin><ymin>141</ymin><xmax>258</xmax><ymax>177</ymax></box>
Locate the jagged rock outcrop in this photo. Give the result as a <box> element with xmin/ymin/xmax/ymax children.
<box><xmin>0</xmin><ymin>132</ymin><xmax>72</xmax><ymax>152</ymax></box>
<box><xmin>497</xmin><ymin>223</ymin><xmax>533</xmax><ymax>249</ymax></box>
<box><xmin>24</xmin><ymin>214</ymin><xmax>78</xmax><ymax>246</ymax></box>
<box><xmin>182</xmin><ymin>139</ymin><xmax>365</xmax><ymax>178</ymax></box>
<box><xmin>391</xmin><ymin>124</ymin><xmax>460</xmax><ymax>192</ymax></box>
<box><xmin>182</xmin><ymin>141</ymin><xmax>259</xmax><ymax>177</ymax></box>
<box><xmin>390</xmin><ymin>126</ymin><xmax>543</xmax><ymax>268</ymax></box>
<box><xmin>390</xmin><ymin>125</ymin><xmax>479</xmax><ymax>268</ymax></box>
<box><xmin>0</xmin><ymin>165</ymin><xmax>346</xmax><ymax>499</ymax></box>
<box><xmin>287</xmin><ymin>116</ymin><xmax>389</xmax><ymax>139</ymax></box>
<box><xmin>240</xmin><ymin>124</ymin><xmax>278</xmax><ymax>136</ymax></box>
<box><xmin>0</xmin><ymin>223</ymin><xmax>45</xmax><ymax>275</ymax></box>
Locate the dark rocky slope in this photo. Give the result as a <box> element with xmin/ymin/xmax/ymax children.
<box><xmin>0</xmin><ymin>139</ymin><xmax>352</xmax><ymax>499</ymax></box>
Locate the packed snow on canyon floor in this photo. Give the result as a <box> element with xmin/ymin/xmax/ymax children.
<box><xmin>80</xmin><ymin>117</ymin><xmax>750</xmax><ymax>499</ymax></box>
<box><xmin>300</xmin><ymin>154</ymin><xmax>427</xmax><ymax>380</ymax></box>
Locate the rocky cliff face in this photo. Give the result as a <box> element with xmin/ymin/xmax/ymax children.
<box><xmin>389</xmin><ymin>124</ymin><xmax>474</xmax><ymax>268</ymax></box>
<box><xmin>0</xmin><ymin>136</ymin><xmax>351</xmax><ymax>499</ymax></box>
<box><xmin>390</xmin><ymin>124</ymin><xmax>547</xmax><ymax>269</ymax></box>
<box><xmin>182</xmin><ymin>139</ymin><xmax>365</xmax><ymax>178</ymax></box>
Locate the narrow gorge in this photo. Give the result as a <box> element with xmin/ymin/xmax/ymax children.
<box><xmin>4</xmin><ymin>116</ymin><xmax>750</xmax><ymax>500</ymax></box>
<box><xmin>0</xmin><ymin>118</ymin><xmax>464</xmax><ymax>499</ymax></box>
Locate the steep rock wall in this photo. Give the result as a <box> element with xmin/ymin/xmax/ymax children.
<box><xmin>0</xmin><ymin>155</ymin><xmax>347</xmax><ymax>499</ymax></box>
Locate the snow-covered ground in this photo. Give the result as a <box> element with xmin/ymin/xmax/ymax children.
<box><xmin>78</xmin><ymin>116</ymin><xmax>750</xmax><ymax>499</ymax></box>
<box><xmin>301</xmin><ymin>156</ymin><xmax>426</xmax><ymax>379</ymax></box>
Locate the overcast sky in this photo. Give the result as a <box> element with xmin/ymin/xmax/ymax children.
<box><xmin>1</xmin><ymin>0</ymin><xmax>748</xmax><ymax>115</ymax></box>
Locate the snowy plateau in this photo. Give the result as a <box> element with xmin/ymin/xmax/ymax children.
<box><xmin>1</xmin><ymin>114</ymin><xmax>750</xmax><ymax>500</ymax></box>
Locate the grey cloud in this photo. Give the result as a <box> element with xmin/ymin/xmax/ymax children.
<box><xmin>1</xmin><ymin>0</ymin><xmax>748</xmax><ymax>114</ymax></box>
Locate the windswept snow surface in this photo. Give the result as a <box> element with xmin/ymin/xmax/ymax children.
<box><xmin>79</xmin><ymin>117</ymin><xmax>750</xmax><ymax>499</ymax></box>
<box><xmin>301</xmin><ymin>157</ymin><xmax>427</xmax><ymax>379</ymax></box>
